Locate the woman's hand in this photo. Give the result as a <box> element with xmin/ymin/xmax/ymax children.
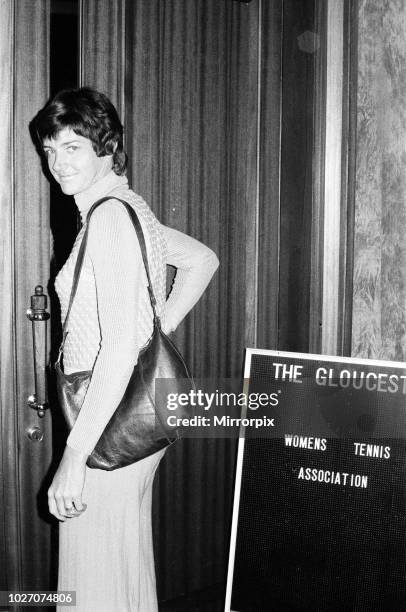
<box><xmin>48</xmin><ymin>445</ymin><xmax>88</xmax><ymax>521</ymax></box>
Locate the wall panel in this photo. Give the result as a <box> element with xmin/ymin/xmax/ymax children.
<box><xmin>0</xmin><ymin>0</ymin><xmax>18</xmax><ymax>589</ymax></box>
<box><xmin>278</xmin><ymin>0</ymin><xmax>318</xmax><ymax>353</ymax></box>
<box><xmin>257</xmin><ymin>0</ymin><xmax>282</xmax><ymax>350</ymax></box>
<box><xmin>0</xmin><ymin>0</ymin><xmax>52</xmax><ymax>595</ymax></box>
<box><xmin>352</xmin><ymin>0</ymin><xmax>406</xmax><ymax>360</ymax></box>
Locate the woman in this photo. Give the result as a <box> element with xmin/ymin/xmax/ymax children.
<box><xmin>33</xmin><ymin>87</ymin><xmax>219</xmax><ymax>611</ymax></box>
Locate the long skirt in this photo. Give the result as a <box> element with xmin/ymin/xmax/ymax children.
<box><xmin>57</xmin><ymin>449</ymin><xmax>166</xmax><ymax>612</ymax></box>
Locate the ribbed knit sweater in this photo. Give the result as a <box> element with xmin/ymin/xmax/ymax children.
<box><xmin>55</xmin><ymin>170</ymin><xmax>218</xmax><ymax>456</ymax></box>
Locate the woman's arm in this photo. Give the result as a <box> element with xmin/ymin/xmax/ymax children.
<box><xmin>48</xmin><ymin>201</ymin><xmax>144</xmax><ymax>520</ymax></box>
<box><xmin>161</xmin><ymin>225</ymin><xmax>219</xmax><ymax>333</ymax></box>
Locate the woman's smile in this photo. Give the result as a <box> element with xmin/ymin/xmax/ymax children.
<box><xmin>42</xmin><ymin>127</ymin><xmax>111</xmax><ymax>195</ymax></box>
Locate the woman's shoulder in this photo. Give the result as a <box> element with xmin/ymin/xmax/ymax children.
<box><xmin>106</xmin><ymin>187</ymin><xmax>166</xmax><ymax>238</ymax></box>
<box><xmin>88</xmin><ymin>189</ymin><xmax>166</xmax><ymax>254</ymax></box>
<box><xmin>95</xmin><ymin>187</ymin><xmax>157</xmax><ymax>221</ymax></box>
<box><xmin>86</xmin><ymin>200</ymin><xmax>133</xmax><ymax>243</ymax></box>
<box><xmin>88</xmin><ymin>188</ymin><xmax>148</xmax><ymax>225</ymax></box>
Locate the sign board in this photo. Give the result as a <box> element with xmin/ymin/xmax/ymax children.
<box><xmin>225</xmin><ymin>349</ymin><xmax>406</xmax><ymax>611</ymax></box>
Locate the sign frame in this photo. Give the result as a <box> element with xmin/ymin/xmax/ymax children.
<box><xmin>225</xmin><ymin>348</ymin><xmax>406</xmax><ymax>612</ymax></box>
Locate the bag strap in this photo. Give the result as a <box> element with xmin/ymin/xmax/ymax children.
<box><xmin>58</xmin><ymin>196</ymin><xmax>159</xmax><ymax>357</ymax></box>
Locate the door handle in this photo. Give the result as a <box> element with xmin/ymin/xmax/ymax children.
<box><xmin>26</xmin><ymin>285</ymin><xmax>50</xmax><ymax>419</ymax></box>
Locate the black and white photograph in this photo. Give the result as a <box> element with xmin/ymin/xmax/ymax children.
<box><xmin>2</xmin><ymin>0</ymin><xmax>406</xmax><ymax>611</ymax></box>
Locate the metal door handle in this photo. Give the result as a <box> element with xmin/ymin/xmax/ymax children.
<box><xmin>26</xmin><ymin>285</ymin><xmax>50</xmax><ymax>418</ymax></box>
<box><xmin>26</xmin><ymin>426</ymin><xmax>45</xmax><ymax>442</ymax></box>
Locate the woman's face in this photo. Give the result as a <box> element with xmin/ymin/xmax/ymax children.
<box><xmin>42</xmin><ymin>127</ymin><xmax>111</xmax><ymax>196</ymax></box>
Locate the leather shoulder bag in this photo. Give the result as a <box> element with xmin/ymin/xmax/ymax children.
<box><xmin>55</xmin><ymin>196</ymin><xmax>193</xmax><ymax>470</ymax></box>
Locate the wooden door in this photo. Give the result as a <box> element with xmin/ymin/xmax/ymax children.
<box><xmin>0</xmin><ymin>0</ymin><xmax>54</xmax><ymax>603</ymax></box>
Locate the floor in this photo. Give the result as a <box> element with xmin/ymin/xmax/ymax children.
<box><xmin>159</xmin><ymin>583</ymin><xmax>225</xmax><ymax>611</ymax></box>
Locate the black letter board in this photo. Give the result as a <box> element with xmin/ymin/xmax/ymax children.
<box><xmin>225</xmin><ymin>349</ymin><xmax>406</xmax><ymax>612</ymax></box>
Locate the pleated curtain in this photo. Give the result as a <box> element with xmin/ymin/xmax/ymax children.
<box><xmin>80</xmin><ymin>0</ymin><xmax>261</xmax><ymax>601</ymax></box>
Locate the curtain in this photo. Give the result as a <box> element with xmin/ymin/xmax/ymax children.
<box><xmin>81</xmin><ymin>0</ymin><xmax>261</xmax><ymax>601</ymax></box>
<box><xmin>0</xmin><ymin>0</ymin><xmax>52</xmax><ymax>592</ymax></box>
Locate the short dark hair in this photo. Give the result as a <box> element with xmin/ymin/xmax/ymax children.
<box><xmin>32</xmin><ymin>87</ymin><xmax>127</xmax><ymax>175</ymax></box>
